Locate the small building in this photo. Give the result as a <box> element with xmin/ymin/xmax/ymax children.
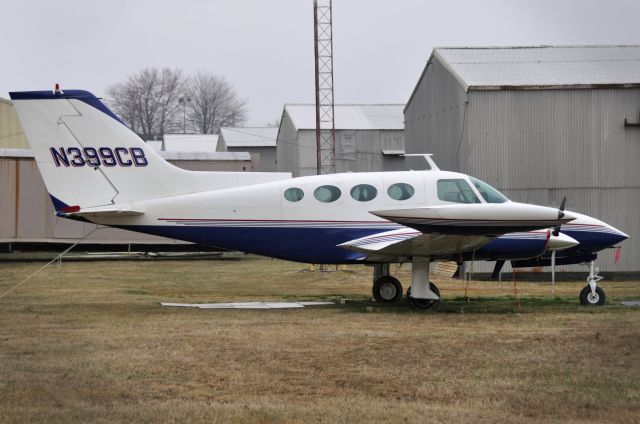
<box><xmin>217</xmin><ymin>127</ymin><xmax>278</xmax><ymax>171</ymax></box>
<box><xmin>404</xmin><ymin>45</ymin><xmax>640</xmax><ymax>271</ymax></box>
<box><xmin>0</xmin><ymin>97</ymin><xmax>29</xmax><ymax>148</ymax></box>
<box><xmin>276</xmin><ymin>104</ymin><xmax>405</xmax><ymax>177</ymax></box>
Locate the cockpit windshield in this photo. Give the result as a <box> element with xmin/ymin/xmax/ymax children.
<box><xmin>469</xmin><ymin>177</ymin><xmax>508</xmax><ymax>203</ymax></box>
<box><xmin>437</xmin><ymin>179</ymin><xmax>480</xmax><ymax>204</ymax></box>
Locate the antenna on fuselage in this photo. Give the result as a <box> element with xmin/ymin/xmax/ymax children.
<box><xmin>402</xmin><ymin>154</ymin><xmax>440</xmax><ymax>171</ymax></box>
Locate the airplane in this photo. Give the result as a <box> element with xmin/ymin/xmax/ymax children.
<box><xmin>8</xmin><ymin>87</ymin><xmax>629</xmax><ymax>308</ymax></box>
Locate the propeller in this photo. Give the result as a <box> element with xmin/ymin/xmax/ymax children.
<box><xmin>552</xmin><ymin>196</ymin><xmax>567</xmax><ymax>237</ymax></box>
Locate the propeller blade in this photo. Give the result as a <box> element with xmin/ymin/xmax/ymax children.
<box><xmin>552</xmin><ymin>196</ymin><xmax>567</xmax><ymax>237</ymax></box>
<box><xmin>558</xmin><ymin>196</ymin><xmax>566</xmax><ymax>217</ymax></box>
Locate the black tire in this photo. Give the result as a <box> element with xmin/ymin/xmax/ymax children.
<box><xmin>372</xmin><ymin>276</ymin><xmax>403</xmax><ymax>303</ymax></box>
<box><xmin>407</xmin><ymin>282</ymin><xmax>440</xmax><ymax>310</ymax></box>
<box><xmin>580</xmin><ymin>285</ymin><xmax>605</xmax><ymax>306</ymax></box>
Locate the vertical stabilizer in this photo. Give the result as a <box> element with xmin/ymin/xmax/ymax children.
<box><xmin>10</xmin><ymin>90</ymin><xmax>196</xmax><ymax>210</ymax></box>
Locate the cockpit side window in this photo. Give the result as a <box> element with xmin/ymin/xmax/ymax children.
<box><xmin>469</xmin><ymin>177</ymin><xmax>508</xmax><ymax>203</ymax></box>
<box><xmin>437</xmin><ymin>179</ymin><xmax>480</xmax><ymax>204</ymax></box>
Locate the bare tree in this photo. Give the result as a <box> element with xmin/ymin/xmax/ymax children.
<box><xmin>185</xmin><ymin>72</ymin><xmax>247</xmax><ymax>134</ymax></box>
<box><xmin>106</xmin><ymin>67</ymin><xmax>184</xmax><ymax>140</ymax></box>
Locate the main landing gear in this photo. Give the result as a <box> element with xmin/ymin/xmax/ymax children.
<box><xmin>580</xmin><ymin>260</ymin><xmax>606</xmax><ymax>306</ymax></box>
<box><xmin>371</xmin><ymin>257</ymin><xmax>441</xmax><ymax>309</ymax></box>
<box><xmin>371</xmin><ymin>264</ymin><xmax>403</xmax><ymax>303</ymax></box>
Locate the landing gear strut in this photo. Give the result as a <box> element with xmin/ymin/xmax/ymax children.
<box><xmin>580</xmin><ymin>260</ymin><xmax>606</xmax><ymax>306</ymax></box>
<box><xmin>406</xmin><ymin>257</ymin><xmax>440</xmax><ymax>310</ymax></box>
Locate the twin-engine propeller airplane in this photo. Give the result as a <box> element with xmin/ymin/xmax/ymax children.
<box><xmin>9</xmin><ymin>88</ymin><xmax>629</xmax><ymax>308</ymax></box>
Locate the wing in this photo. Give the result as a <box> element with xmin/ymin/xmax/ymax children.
<box><xmin>371</xmin><ymin>203</ymin><xmax>574</xmax><ymax>235</ymax></box>
<box><xmin>339</xmin><ymin>202</ymin><xmax>575</xmax><ymax>262</ymax></box>
<box><xmin>338</xmin><ymin>228</ymin><xmax>494</xmax><ymax>262</ymax></box>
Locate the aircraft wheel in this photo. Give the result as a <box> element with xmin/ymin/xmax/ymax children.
<box><xmin>580</xmin><ymin>285</ymin><xmax>605</xmax><ymax>306</ymax></box>
<box><xmin>407</xmin><ymin>282</ymin><xmax>440</xmax><ymax>310</ymax></box>
<box><xmin>372</xmin><ymin>276</ymin><xmax>403</xmax><ymax>303</ymax></box>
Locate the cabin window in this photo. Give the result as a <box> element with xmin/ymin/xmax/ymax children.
<box><xmin>469</xmin><ymin>177</ymin><xmax>508</xmax><ymax>203</ymax></box>
<box><xmin>314</xmin><ymin>185</ymin><xmax>341</xmax><ymax>203</ymax></box>
<box><xmin>350</xmin><ymin>184</ymin><xmax>378</xmax><ymax>202</ymax></box>
<box><xmin>284</xmin><ymin>187</ymin><xmax>304</xmax><ymax>202</ymax></box>
<box><xmin>387</xmin><ymin>183</ymin><xmax>415</xmax><ymax>200</ymax></box>
<box><xmin>437</xmin><ymin>179</ymin><xmax>480</xmax><ymax>204</ymax></box>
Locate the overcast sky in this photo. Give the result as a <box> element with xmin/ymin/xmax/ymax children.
<box><xmin>2</xmin><ymin>0</ymin><xmax>639</xmax><ymax>125</ymax></box>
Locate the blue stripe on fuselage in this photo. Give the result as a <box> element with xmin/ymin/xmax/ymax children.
<box><xmin>122</xmin><ymin>225</ymin><xmax>377</xmax><ymax>264</ymax></box>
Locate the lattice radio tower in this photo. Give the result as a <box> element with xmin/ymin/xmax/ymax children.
<box><xmin>313</xmin><ymin>0</ymin><xmax>335</xmax><ymax>175</ymax></box>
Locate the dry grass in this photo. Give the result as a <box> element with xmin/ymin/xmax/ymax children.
<box><xmin>0</xmin><ymin>255</ymin><xmax>639</xmax><ymax>423</ymax></box>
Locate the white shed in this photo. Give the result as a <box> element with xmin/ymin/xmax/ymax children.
<box><xmin>276</xmin><ymin>104</ymin><xmax>406</xmax><ymax>177</ymax></box>
<box><xmin>218</xmin><ymin>127</ymin><xmax>278</xmax><ymax>171</ymax></box>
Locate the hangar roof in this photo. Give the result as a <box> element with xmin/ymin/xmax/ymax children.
<box><xmin>284</xmin><ymin>104</ymin><xmax>404</xmax><ymax>131</ymax></box>
<box><xmin>431</xmin><ymin>45</ymin><xmax>640</xmax><ymax>91</ymax></box>
<box><xmin>219</xmin><ymin>127</ymin><xmax>278</xmax><ymax>147</ymax></box>
<box><xmin>162</xmin><ymin>134</ymin><xmax>218</xmax><ymax>152</ymax></box>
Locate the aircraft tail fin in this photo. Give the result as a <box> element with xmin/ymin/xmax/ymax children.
<box><xmin>10</xmin><ymin>90</ymin><xmax>201</xmax><ymax>211</ymax></box>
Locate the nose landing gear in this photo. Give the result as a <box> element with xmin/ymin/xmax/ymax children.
<box><xmin>580</xmin><ymin>260</ymin><xmax>606</xmax><ymax>306</ymax></box>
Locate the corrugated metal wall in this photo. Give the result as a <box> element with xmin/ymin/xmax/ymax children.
<box><xmin>404</xmin><ymin>57</ymin><xmax>468</xmax><ymax>171</ymax></box>
<box><xmin>467</xmin><ymin>89</ymin><xmax>640</xmax><ymax>190</ymax></box>
<box><xmin>278</xmin><ymin>107</ymin><xmax>406</xmax><ymax>177</ymax></box>
<box><xmin>335</xmin><ymin>129</ymin><xmax>405</xmax><ymax>173</ymax></box>
<box><xmin>276</xmin><ymin>110</ymin><xmax>302</xmax><ymax>175</ymax></box>
<box><xmin>227</xmin><ymin>146</ymin><xmax>276</xmax><ymax>172</ymax></box>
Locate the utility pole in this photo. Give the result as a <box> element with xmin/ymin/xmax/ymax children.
<box><xmin>178</xmin><ymin>96</ymin><xmax>191</xmax><ymax>133</ymax></box>
<box><xmin>313</xmin><ymin>0</ymin><xmax>336</xmax><ymax>175</ymax></box>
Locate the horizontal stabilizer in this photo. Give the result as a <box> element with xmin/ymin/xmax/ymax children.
<box><xmin>57</xmin><ymin>204</ymin><xmax>143</xmax><ymax>218</ymax></box>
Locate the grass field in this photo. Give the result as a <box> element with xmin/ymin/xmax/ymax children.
<box><xmin>1</xmin><ymin>255</ymin><xmax>639</xmax><ymax>423</ymax></box>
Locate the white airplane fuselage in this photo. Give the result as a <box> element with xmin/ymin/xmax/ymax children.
<box><xmin>84</xmin><ymin>169</ymin><xmax>619</xmax><ymax>264</ymax></box>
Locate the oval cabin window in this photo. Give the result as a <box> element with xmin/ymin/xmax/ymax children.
<box><xmin>314</xmin><ymin>185</ymin><xmax>341</xmax><ymax>203</ymax></box>
<box><xmin>387</xmin><ymin>183</ymin><xmax>415</xmax><ymax>200</ymax></box>
<box><xmin>284</xmin><ymin>187</ymin><xmax>304</xmax><ymax>202</ymax></box>
<box><xmin>350</xmin><ymin>184</ymin><xmax>378</xmax><ymax>202</ymax></box>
